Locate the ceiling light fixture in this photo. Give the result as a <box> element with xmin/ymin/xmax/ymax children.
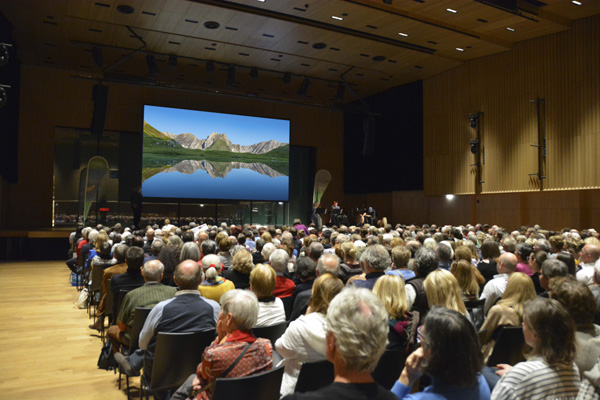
<box><xmin>146</xmin><ymin>54</ymin><xmax>159</xmax><ymax>75</ymax></box>
<box><xmin>250</xmin><ymin>67</ymin><xmax>258</xmax><ymax>81</ymax></box>
<box><xmin>91</xmin><ymin>46</ymin><xmax>103</xmax><ymax>67</ymax></box>
<box><xmin>456</xmin><ymin>47</ymin><xmax>465</xmax><ymax>52</ymax></box>
<box><xmin>283</xmin><ymin>72</ymin><xmax>291</xmax><ymax>85</ymax></box>
<box><xmin>297</xmin><ymin>78</ymin><xmax>310</xmax><ymax>96</ymax></box>
<box><xmin>227</xmin><ymin>65</ymin><xmax>236</xmax><ymax>86</ymax></box>
<box><xmin>331</xmin><ymin>16</ymin><xmax>343</xmax><ymax>21</ymax></box>
<box><xmin>206</xmin><ymin>60</ymin><xmax>215</xmax><ymax>74</ymax></box>
<box><xmin>398</xmin><ymin>32</ymin><xmax>409</xmax><ymax>37</ymax></box>
<box><xmin>445</xmin><ymin>194</ymin><xmax>455</xmax><ymax>200</ymax></box>
<box><xmin>446</xmin><ymin>8</ymin><xmax>458</xmax><ymax>13</ymax></box>
<box><xmin>334</xmin><ymin>82</ymin><xmax>346</xmax><ymax>101</ymax></box>
<box><xmin>506</xmin><ymin>27</ymin><xmax>515</xmax><ymax>31</ymax></box>
<box><xmin>571</xmin><ymin>1</ymin><xmax>582</xmax><ymax>5</ymax></box>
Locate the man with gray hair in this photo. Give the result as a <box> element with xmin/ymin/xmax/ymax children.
<box><xmin>282</xmin><ymin>287</ymin><xmax>397</xmax><ymax>400</ymax></box>
<box><xmin>271</xmin><ymin>249</ymin><xmax>296</xmax><ymax>298</ymax></box>
<box><xmin>480</xmin><ymin>252</ymin><xmax>518</xmax><ymax>313</ymax></box>
<box><xmin>290</xmin><ymin>254</ymin><xmax>341</xmax><ymax>321</ymax></box>
<box><xmin>539</xmin><ymin>258</ymin><xmax>569</xmax><ymax>295</ymax></box>
<box><xmin>110</xmin><ymin>259</ymin><xmax>177</xmax><ymax>355</ymax></box>
<box><xmin>308</xmin><ymin>242</ymin><xmax>324</xmax><ymax>263</ymax></box>
<box><xmin>144</xmin><ymin>238</ymin><xmax>164</xmax><ymax>264</ymax></box>
<box><xmin>351</xmin><ymin>244</ymin><xmax>390</xmax><ymax>290</ymax></box>
<box><xmin>577</xmin><ymin>244</ymin><xmax>600</xmax><ymax>286</ymax></box>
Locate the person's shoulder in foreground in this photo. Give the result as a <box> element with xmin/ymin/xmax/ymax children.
<box><xmin>281</xmin><ymin>381</ymin><xmax>398</xmax><ymax>400</ymax></box>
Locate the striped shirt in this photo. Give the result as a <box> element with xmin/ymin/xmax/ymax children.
<box><xmin>492</xmin><ymin>357</ymin><xmax>580</xmax><ymax>400</ymax></box>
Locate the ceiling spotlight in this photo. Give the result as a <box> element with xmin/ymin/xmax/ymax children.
<box><xmin>146</xmin><ymin>54</ymin><xmax>159</xmax><ymax>75</ymax></box>
<box><xmin>206</xmin><ymin>60</ymin><xmax>215</xmax><ymax>74</ymax></box>
<box><xmin>445</xmin><ymin>194</ymin><xmax>455</xmax><ymax>200</ymax></box>
<box><xmin>283</xmin><ymin>72</ymin><xmax>291</xmax><ymax>85</ymax></box>
<box><xmin>334</xmin><ymin>82</ymin><xmax>346</xmax><ymax>101</ymax></box>
<box><xmin>572</xmin><ymin>1</ymin><xmax>582</xmax><ymax>5</ymax></box>
<box><xmin>0</xmin><ymin>86</ymin><xmax>8</xmax><ymax>108</ymax></box>
<box><xmin>446</xmin><ymin>8</ymin><xmax>458</xmax><ymax>13</ymax></box>
<box><xmin>456</xmin><ymin>47</ymin><xmax>465</xmax><ymax>52</ymax></box>
<box><xmin>398</xmin><ymin>32</ymin><xmax>409</xmax><ymax>37</ymax></box>
<box><xmin>91</xmin><ymin>46</ymin><xmax>103</xmax><ymax>68</ymax></box>
<box><xmin>470</xmin><ymin>139</ymin><xmax>480</xmax><ymax>154</ymax></box>
<box><xmin>469</xmin><ymin>113</ymin><xmax>479</xmax><ymax>128</ymax></box>
<box><xmin>227</xmin><ymin>65</ymin><xmax>236</xmax><ymax>86</ymax></box>
<box><xmin>250</xmin><ymin>67</ymin><xmax>258</xmax><ymax>81</ymax></box>
<box><xmin>297</xmin><ymin>78</ymin><xmax>310</xmax><ymax>96</ymax></box>
<box><xmin>168</xmin><ymin>54</ymin><xmax>177</xmax><ymax>68</ymax></box>
<box><xmin>0</xmin><ymin>43</ymin><xmax>12</xmax><ymax>67</ymax></box>
<box><xmin>506</xmin><ymin>27</ymin><xmax>515</xmax><ymax>32</ymax></box>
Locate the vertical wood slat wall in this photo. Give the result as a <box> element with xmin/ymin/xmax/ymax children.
<box><xmin>423</xmin><ymin>15</ymin><xmax>600</xmax><ymax>196</ymax></box>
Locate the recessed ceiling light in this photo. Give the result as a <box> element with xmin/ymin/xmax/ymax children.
<box><xmin>257</xmin><ymin>0</ymin><xmax>265</xmax><ymax>2</ymax></box>
<box><xmin>456</xmin><ymin>47</ymin><xmax>464</xmax><ymax>52</ymax></box>
<box><xmin>506</xmin><ymin>27</ymin><xmax>515</xmax><ymax>31</ymax></box>
<box><xmin>446</xmin><ymin>8</ymin><xmax>458</xmax><ymax>13</ymax></box>
<box><xmin>571</xmin><ymin>1</ymin><xmax>582</xmax><ymax>5</ymax></box>
<box><xmin>332</xmin><ymin>16</ymin><xmax>343</xmax><ymax>21</ymax></box>
<box><xmin>398</xmin><ymin>32</ymin><xmax>409</xmax><ymax>37</ymax></box>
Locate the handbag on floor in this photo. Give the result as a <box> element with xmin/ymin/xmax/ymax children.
<box><xmin>97</xmin><ymin>340</ymin><xmax>116</xmax><ymax>371</ymax></box>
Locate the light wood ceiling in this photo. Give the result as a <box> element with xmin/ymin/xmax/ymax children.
<box><xmin>1</xmin><ymin>0</ymin><xmax>599</xmax><ymax>107</ymax></box>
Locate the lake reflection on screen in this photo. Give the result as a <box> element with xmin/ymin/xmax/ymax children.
<box><xmin>142</xmin><ymin>160</ymin><xmax>289</xmax><ymax>201</ymax></box>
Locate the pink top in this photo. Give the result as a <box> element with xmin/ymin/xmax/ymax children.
<box><xmin>515</xmin><ymin>262</ymin><xmax>533</xmax><ymax>276</ymax></box>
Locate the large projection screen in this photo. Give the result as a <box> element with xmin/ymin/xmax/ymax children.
<box><xmin>141</xmin><ymin>105</ymin><xmax>290</xmax><ymax>202</ymax></box>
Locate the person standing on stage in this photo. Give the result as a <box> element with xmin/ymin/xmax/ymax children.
<box><xmin>130</xmin><ymin>185</ymin><xmax>143</xmax><ymax>229</ymax></box>
<box><xmin>331</xmin><ymin>201</ymin><xmax>341</xmax><ymax>226</ymax></box>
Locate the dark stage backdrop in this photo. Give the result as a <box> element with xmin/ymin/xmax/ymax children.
<box><xmin>344</xmin><ymin>81</ymin><xmax>423</xmax><ymax>194</ymax></box>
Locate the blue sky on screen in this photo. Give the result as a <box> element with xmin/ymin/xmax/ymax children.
<box><xmin>144</xmin><ymin>105</ymin><xmax>289</xmax><ymax>145</ymax></box>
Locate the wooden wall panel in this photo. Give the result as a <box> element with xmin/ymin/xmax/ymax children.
<box><xmin>424</xmin><ymin>15</ymin><xmax>600</xmax><ymax>196</ymax></box>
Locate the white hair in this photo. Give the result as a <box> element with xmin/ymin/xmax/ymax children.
<box><xmin>269</xmin><ymin>249</ymin><xmax>290</xmax><ymax>273</ymax></box>
<box><xmin>261</xmin><ymin>243</ymin><xmax>276</xmax><ymax>262</ymax></box>
<box><xmin>326</xmin><ymin>287</ymin><xmax>388</xmax><ymax>372</ymax></box>
<box><xmin>221</xmin><ymin>289</ymin><xmax>259</xmax><ymax>330</ymax></box>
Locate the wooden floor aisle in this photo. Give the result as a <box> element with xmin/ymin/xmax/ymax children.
<box><xmin>0</xmin><ymin>261</ymin><xmax>134</xmax><ymax>400</ymax></box>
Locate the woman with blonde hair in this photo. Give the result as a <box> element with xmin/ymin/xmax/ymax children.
<box><xmin>222</xmin><ymin>248</ymin><xmax>253</xmax><ymax>289</ymax></box>
<box><xmin>374</xmin><ymin>274</ymin><xmax>418</xmax><ymax>352</ymax></box>
<box><xmin>276</xmin><ymin>273</ymin><xmax>344</xmax><ymax>396</ymax></box>
<box><xmin>455</xmin><ymin>245</ymin><xmax>485</xmax><ymax>286</ymax></box>
<box><xmin>250</xmin><ymin>263</ymin><xmax>285</xmax><ymax>327</ymax></box>
<box><xmin>479</xmin><ymin>272</ymin><xmax>536</xmax><ymax>362</ymax></box>
<box><xmin>424</xmin><ymin>269</ymin><xmax>468</xmax><ymax>317</ymax></box>
<box><xmin>451</xmin><ymin>260</ymin><xmax>481</xmax><ymax>302</ymax></box>
<box><xmin>339</xmin><ymin>241</ymin><xmax>362</xmax><ymax>283</ymax></box>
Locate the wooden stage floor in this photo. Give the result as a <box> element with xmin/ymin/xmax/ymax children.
<box><xmin>0</xmin><ymin>260</ymin><xmax>141</xmax><ymax>399</ymax></box>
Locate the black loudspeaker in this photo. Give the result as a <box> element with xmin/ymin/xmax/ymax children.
<box><xmin>91</xmin><ymin>84</ymin><xmax>108</xmax><ymax>136</ymax></box>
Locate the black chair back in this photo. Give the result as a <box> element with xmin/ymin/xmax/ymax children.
<box><xmin>150</xmin><ymin>329</ymin><xmax>216</xmax><ymax>392</ymax></box>
<box><xmin>294</xmin><ymin>359</ymin><xmax>334</xmax><ymax>393</ymax></box>
<box><xmin>128</xmin><ymin>307</ymin><xmax>151</xmax><ymax>353</ymax></box>
<box><xmin>486</xmin><ymin>326</ymin><xmax>525</xmax><ymax>367</ymax></box>
<box><xmin>465</xmin><ymin>299</ymin><xmax>486</xmax><ymax>331</ymax></box>
<box><xmin>281</xmin><ymin>296</ymin><xmax>294</xmax><ymax>321</ymax></box>
<box><xmin>252</xmin><ymin>321</ymin><xmax>288</xmax><ymax>344</ymax></box>
<box><xmin>212</xmin><ymin>365</ymin><xmax>284</xmax><ymax>400</ymax></box>
<box><xmin>371</xmin><ymin>348</ymin><xmax>407</xmax><ymax>390</ymax></box>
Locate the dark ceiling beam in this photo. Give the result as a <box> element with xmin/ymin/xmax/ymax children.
<box><xmin>187</xmin><ymin>0</ymin><xmax>438</xmax><ymax>55</ymax></box>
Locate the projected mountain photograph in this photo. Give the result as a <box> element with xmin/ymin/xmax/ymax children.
<box><xmin>141</xmin><ymin>105</ymin><xmax>290</xmax><ymax>201</ymax></box>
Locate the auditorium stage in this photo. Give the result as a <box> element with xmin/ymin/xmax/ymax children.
<box><xmin>0</xmin><ymin>228</ymin><xmax>71</xmax><ymax>261</ymax></box>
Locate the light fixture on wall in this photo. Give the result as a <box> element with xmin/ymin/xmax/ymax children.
<box><xmin>470</xmin><ymin>139</ymin><xmax>480</xmax><ymax>154</ymax></box>
<box><xmin>445</xmin><ymin>194</ymin><xmax>455</xmax><ymax>200</ymax></box>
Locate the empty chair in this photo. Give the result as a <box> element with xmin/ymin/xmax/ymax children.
<box><xmin>294</xmin><ymin>360</ymin><xmax>334</xmax><ymax>393</ymax></box>
<box><xmin>371</xmin><ymin>348</ymin><xmax>408</xmax><ymax>390</ymax></box>
<box><xmin>211</xmin><ymin>365</ymin><xmax>284</xmax><ymax>400</ymax></box>
<box><xmin>141</xmin><ymin>329</ymin><xmax>216</xmax><ymax>400</ymax></box>
<box><xmin>252</xmin><ymin>321</ymin><xmax>288</xmax><ymax>344</ymax></box>
<box><xmin>486</xmin><ymin>326</ymin><xmax>525</xmax><ymax>367</ymax></box>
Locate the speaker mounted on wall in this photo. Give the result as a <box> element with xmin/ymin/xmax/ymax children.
<box><xmin>90</xmin><ymin>84</ymin><xmax>108</xmax><ymax>136</ymax></box>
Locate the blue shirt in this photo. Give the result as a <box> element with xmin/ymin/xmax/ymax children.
<box><xmin>391</xmin><ymin>374</ymin><xmax>490</xmax><ymax>400</ymax></box>
<box><xmin>386</xmin><ymin>269</ymin><xmax>416</xmax><ymax>281</ymax></box>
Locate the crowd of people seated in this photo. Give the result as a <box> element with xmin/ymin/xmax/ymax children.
<box><xmin>66</xmin><ymin>218</ymin><xmax>600</xmax><ymax>399</ymax></box>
